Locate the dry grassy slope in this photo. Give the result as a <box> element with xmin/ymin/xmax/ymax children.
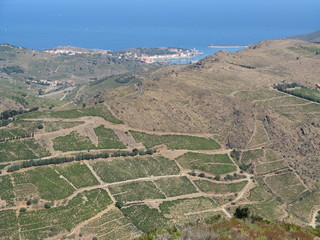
<box><xmin>104</xmin><ymin>39</ymin><xmax>319</xmax><ymax>140</ymax></box>
<box><xmin>100</xmin><ymin>39</ymin><xmax>320</xmax><ymax>187</ymax></box>
<box><xmin>0</xmin><ymin>96</ymin><xmax>24</xmax><ymax>112</ymax></box>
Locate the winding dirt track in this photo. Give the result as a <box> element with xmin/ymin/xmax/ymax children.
<box><xmin>0</xmin><ymin>107</ymin><xmax>315</xmax><ymax>240</ymax></box>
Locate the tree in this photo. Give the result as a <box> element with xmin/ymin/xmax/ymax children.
<box><xmin>234</xmin><ymin>207</ymin><xmax>250</xmax><ymax>219</ymax></box>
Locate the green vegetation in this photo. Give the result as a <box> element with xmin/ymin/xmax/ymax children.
<box><xmin>241</xmin><ymin>149</ymin><xmax>264</xmax><ymax>165</ymax></box>
<box><xmin>130</xmin><ymin>130</ymin><xmax>220</xmax><ymax>150</ymax></box>
<box><xmin>0</xmin><ymin>210</ymin><xmax>19</xmax><ymax>240</ymax></box>
<box><xmin>122</xmin><ymin>205</ymin><xmax>169</xmax><ymax>232</ymax></box>
<box><xmin>13</xmin><ymin>167</ymin><xmax>75</xmax><ymax>200</ymax></box>
<box><xmin>256</xmin><ymin>161</ymin><xmax>288</xmax><ymax>174</ymax></box>
<box><xmin>265</xmin><ymin>149</ymin><xmax>281</xmax><ymax>161</ymax></box>
<box><xmin>0</xmin><ymin>108</ymin><xmax>39</xmax><ymax>120</ymax></box>
<box><xmin>286</xmin><ymin>87</ymin><xmax>320</xmax><ymax>103</ymax></box>
<box><xmin>137</xmin><ymin>215</ymin><xmax>320</xmax><ymax>240</ymax></box>
<box><xmin>247</xmin><ymin>186</ymin><xmax>272</xmax><ymax>202</ymax></box>
<box><xmin>258</xmin><ymin>96</ymin><xmax>309</xmax><ymax>108</ymax></box>
<box><xmin>176</xmin><ymin>153</ymin><xmax>236</xmax><ymax>175</ymax></box>
<box><xmin>109</xmin><ymin>181</ymin><xmax>166</xmax><ymax>202</ymax></box>
<box><xmin>92</xmin><ymin>156</ymin><xmax>180</xmax><ymax>183</ymax></box>
<box><xmin>0</xmin><ymin>176</ymin><xmax>15</xmax><ymax>207</ymax></box>
<box><xmin>274</xmin><ymin>83</ymin><xmax>320</xmax><ymax>103</ymax></box>
<box><xmin>0</xmin><ymin>139</ymin><xmax>50</xmax><ymax>162</ymax></box>
<box><xmin>20</xmin><ymin>107</ymin><xmax>123</xmax><ymax>124</ymax></box>
<box><xmin>154</xmin><ymin>176</ymin><xmax>198</xmax><ymax>197</ymax></box>
<box><xmin>81</xmin><ymin>208</ymin><xmax>140</xmax><ymax>240</ymax></box>
<box><xmin>247</xmin><ymin>122</ymin><xmax>269</xmax><ymax>147</ymax></box>
<box><xmin>194</xmin><ymin>180</ymin><xmax>248</xmax><ymax>194</ymax></box>
<box><xmin>7</xmin><ymin>153</ymin><xmax>110</xmax><ymax>172</ymax></box>
<box><xmin>0</xmin><ymin>129</ymin><xmax>15</xmax><ymax>139</ymax></box>
<box><xmin>18</xmin><ymin>189</ymin><xmax>112</xmax><ymax>239</ymax></box>
<box><xmin>94</xmin><ymin>125</ymin><xmax>126</xmax><ymax>149</ymax></box>
<box><xmin>159</xmin><ymin>197</ymin><xmax>218</xmax><ymax>224</ymax></box>
<box><xmin>53</xmin><ymin>163</ymin><xmax>99</xmax><ymax>188</ymax></box>
<box><xmin>53</xmin><ymin>131</ymin><xmax>96</xmax><ymax>152</ymax></box>
<box><xmin>246</xmin><ymin>199</ymin><xmax>284</xmax><ymax>220</ymax></box>
<box><xmin>265</xmin><ymin>172</ymin><xmax>306</xmax><ymax>203</ymax></box>
<box><xmin>0</xmin><ymin>164</ymin><xmax>7</xmax><ymax>174</ymax></box>
<box><xmin>289</xmin><ymin>190</ymin><xmax>320</xmax><ymax>222</ymax></box>
<box><xmin>1</xmin><ymin>65</ymin><xmax>24</xmax><ymax>74</ymax></box>
<box><xmin>44</xmin><ymin>121</ymin><xmax>84</xmax><ymax>132</ymax></box>
<box><xmin>275</xmin><ymin>102</ymin><xmax>320</xmax><ymax>113</ymax></box>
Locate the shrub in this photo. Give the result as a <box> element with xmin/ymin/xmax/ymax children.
<box><xmin>198</xmin><ymin>173</ymin><xmax>206</xmax><ymax>178</ymax></box>
<box><xmin>230</xmin><ymin>150</ymin><xmax>241</xmax><ymax>161</ymax></box>
<box><xmin>19</xmin><ymin>208</ymin><xmax>27</xmax><ymax>213</ymax></box>
<box><xmin>146</xmin><ymin>149</ymin><xmax>154</xmax><ymax>155</ymax></box>
<box><xmin>115</xmin><ymin>200</ymin><xmax>124</xmax><ymax>209</ymax></box>
<box><xmin>1</xmin><ymin>65</ymin><xmax>24</xmax><ymax>74</ymax></box>
<box><xmin>44</xmin><ymin>202</ymin><xmax>52</xmax><ymax>209</ymax></box>
<box><xmin>234</xmin><ymin>207</ymin><xmax>250</xmax><ymax>219</ymax></box>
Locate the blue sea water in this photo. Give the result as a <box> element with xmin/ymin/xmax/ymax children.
<box><xmin>0</xmin><ymin>0</ymin><xmax>319</xmax><ymax>60</ymax></box>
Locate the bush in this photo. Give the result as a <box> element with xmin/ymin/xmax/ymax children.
<box><xmin>19</xmin><ymin>208</ymin><xmax>27</xmax><ymax>213</ymax></box>
<box><xmin>239</xmin><ymin>164</ymin><xmax>251</xmax><ymax>172</ymax></box>
<box><xmin>44</xmin><ymin>202</ymin><xmax>52</xmax><ymax>209</ymax></box>
<box><xmin>198</xmin><ymin>173</ymin><xmax>206</xmax><ymax>178</ymax></box>
<box><xmin>146</xmin><ymin>149</ymin><xmax>154</xmax><ymax>155</ymax></box>
<box><xmin>234</xmin><ymin>207</ymin><xmax>250</xmax><ymax>219</ymax></box>
<box><xmin>115</xmin><ymin>200</ymin><xmax>124</xmax><ymax>209</ymax></box>
<box><xmin>1</xmin><ymin>65</ymin><xmax>24</xmax><ymax>74</ymax></box>
<box><xmin>230</xmin><ymin>150</ymin><xmax>241</xmax><ymax>161</ymax></box>
<box><xmin>132</xmin><ymin>148</ymin><xmax>139</xmax><ymax>155</ymax></box>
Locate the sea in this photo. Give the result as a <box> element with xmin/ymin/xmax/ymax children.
<box><xmin>0</xmin><ymin>0</ymin><xmax>319</xmax><ymax>64</ymax></box>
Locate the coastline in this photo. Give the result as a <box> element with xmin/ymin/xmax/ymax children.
<box><xmin>208</xmin><ymin>45</ymin><xmax>247</xmax><ymax>49</ymax></box>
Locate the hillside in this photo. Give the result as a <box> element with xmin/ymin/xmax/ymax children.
<box><xmin>0</xmin><ymin>39</ymin><xmax>320</xmax><ymax>239</ymax></box>
<box><xmin>0</xmin><ymin>44</ymin><xmax>160</xmax><ymax>111</ymax></box>
<box><xmin>289</xmin><ymin>30</ymin><xmax>320</xmax><ymax>42</ymax></box>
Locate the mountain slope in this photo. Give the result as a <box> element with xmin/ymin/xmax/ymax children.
<box><xmin>289</xmin><ymin>30</ymin><xmax>320</xmax><ymax>42</ymax></box>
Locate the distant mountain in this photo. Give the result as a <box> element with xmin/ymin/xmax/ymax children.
<box><xmin>289</xmin><ymin>30</ymin><xmax>320</xmax><ymax>42</ymax></box>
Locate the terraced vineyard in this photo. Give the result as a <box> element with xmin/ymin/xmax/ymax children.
<box><xmin>0</xmin><ymin>108</ymin><xmax>235</xmax><ymax>239</ymax></box>
<box><xmin>0</xmin><ymin>103</ymin><xmax>318</xmax><ymax>239</ymax></box>
<box><xmin>0</xmin><ymin>93</ymin><xmax>318</xmax><ymax>240</ymax></box>
<box><xmin>1</xmin><ymin>39</ymin><xmax>320</xmax><ymax>239</ymax></box>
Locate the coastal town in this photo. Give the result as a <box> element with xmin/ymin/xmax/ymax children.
<box><xmin>44</xmin><ymin>46</ymin><xmax>202</xmax><ymax>64</ymax></box>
